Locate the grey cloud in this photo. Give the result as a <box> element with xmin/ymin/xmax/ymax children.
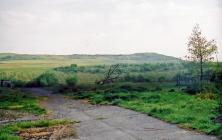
<box><xmin>0</xmin><ymin>0</ymin><xmax>221</xmax><ymax>59</ymax></box>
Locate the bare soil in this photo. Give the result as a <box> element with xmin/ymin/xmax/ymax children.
<box><xmin>19</xmin><ymin>124</ymin><xmax>75</xmax><ymax>140</ymax></box>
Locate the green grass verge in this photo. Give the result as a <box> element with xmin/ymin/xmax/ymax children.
<box><xmin>71</xmin><ymin>91</ymin><xmax>222</xmax><ymax>139</ymax></box>
<box><xmin>0</xmin><ymin>119</ymin><xmax>72</xmax><ymax>140</ymax></box>
<box><xmin>0</xmin><ymin>88</ymin><xmax>45</xmax><ymax>115</ymax></box>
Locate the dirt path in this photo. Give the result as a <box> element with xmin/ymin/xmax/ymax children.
<box><xmin>24</xmin><ymin>88</ymin><xmax>218</xmax><ymax>140</ymax></box>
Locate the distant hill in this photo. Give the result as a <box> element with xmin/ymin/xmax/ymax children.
<box><xmin>0</xmin><ymin>53</ymin><xmax>181</xmax><ymax>64</ymax></box>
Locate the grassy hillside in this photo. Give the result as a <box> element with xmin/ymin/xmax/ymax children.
<box><xmin>0</xmin><ymin>53</ymin><xmax>181</xmax><ymax>64</ymax></box>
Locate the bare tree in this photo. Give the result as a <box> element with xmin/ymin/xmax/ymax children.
<box><xmin>186</xmin><ymin>24</ymin><xmax>218</xmax><ymax>82</ymax></box>
<box><xmin>96</xmin><ymin>64</ymin><xmax>122</xmax><ymax>85</ymax></box>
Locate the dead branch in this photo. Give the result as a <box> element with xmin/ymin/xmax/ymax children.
<box><xmin>96</xmin><ymin>64</ymin><xmax>122</xmax><ymax>85</ymax></box>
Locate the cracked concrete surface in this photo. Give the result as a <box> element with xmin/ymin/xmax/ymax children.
<box><xmin>25</xmin><ymin>88</ymin><xmax>218</xmax><ymax>140</ymax></box>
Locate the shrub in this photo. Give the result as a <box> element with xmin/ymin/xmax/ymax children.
<box><xmin>66</xmin><ymin>76</ymin><xmax>77</xmax><ymax>87</ymax></box>
<box><xmin>35</xmin><ymin>72</ymin><xmax>59</xmax><ymax>87</ymax></box>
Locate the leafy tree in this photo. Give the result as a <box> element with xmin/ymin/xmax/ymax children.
<box><xmin>186</xmin><ymin>24</ymin><xmax>217</xmax><ymax>82</ymax></box>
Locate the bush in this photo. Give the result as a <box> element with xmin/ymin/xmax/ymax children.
<box><xmin>66</xmin><ymin>76</ymin><xmax>77</xmax><ymax>87</ymax></box>
<box><xmin>35</xmin><ymin>72</ymin><xmax>59</xmax><ymax>87</ymax></box>
<box><xmin>66</xmin><ymin>76</ymin><xmax>78</xmax><ymax>91</ymax></box>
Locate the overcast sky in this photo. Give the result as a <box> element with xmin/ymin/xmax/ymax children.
<box><xmin>0</xmin><ymin>0</ymin><xmax>221</xmax><ymax>59</ymax></box>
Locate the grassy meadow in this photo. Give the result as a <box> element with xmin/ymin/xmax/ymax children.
<box><xmin>0</xmin><ymin>59</ymin><xmax>95</xmax><ymax>82</ymax></box>
<box><xmin>0</xmin><ymin>57</ymin><xmax>181</xmax><ymax>85</ymax></box>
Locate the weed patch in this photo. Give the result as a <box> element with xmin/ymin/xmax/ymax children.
<box><xmin>0</xmin><ymin>88</ymin><xmax>45</xmax><ymax>116</ymax></box>
<box><xmin>0</xmin><ymin>119</ymin><xmax>74</xmax><ymax>140</ymax></box>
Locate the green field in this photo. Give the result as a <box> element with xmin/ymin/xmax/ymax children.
<box><xmin>0</xmin><ymin>53</ymin><xmax>181</xmax><ymax>83</ymax></box>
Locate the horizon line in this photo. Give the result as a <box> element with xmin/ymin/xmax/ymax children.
<box><xmin>0</xmin><ymin>51</ymin><xmax>179</xmax><ymax>57</ymax></box>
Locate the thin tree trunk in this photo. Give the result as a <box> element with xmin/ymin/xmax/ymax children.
<box><xmin>200</xmin><ymin>59</ymin><xmax>203</xmax><ymax>81</ymax></box>
<box><xmin>200</xmin><ymin>58</ymin><xmax>203</xmax><ymax>91</ymax></box>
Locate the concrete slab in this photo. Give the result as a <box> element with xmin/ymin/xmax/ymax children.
<box><xmin>25</xmin><ymin>88</ymin><xmax>218</xmax><ymax>140</ymax></box>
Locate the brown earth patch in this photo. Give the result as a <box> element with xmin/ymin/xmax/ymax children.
<box><xmin>19</xmin><ymin>124</ymin><xmax>76</xmax><ymax>140</ymax></box>
<box><xmin>79</xmin><ymin>99</ymin><xmax>90</xmax><ymax>104</ymax></box>
<box><xmin>38</xmin><ymin>96</ymin><xmax>49</xmax><ymax>107</ymax></box>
